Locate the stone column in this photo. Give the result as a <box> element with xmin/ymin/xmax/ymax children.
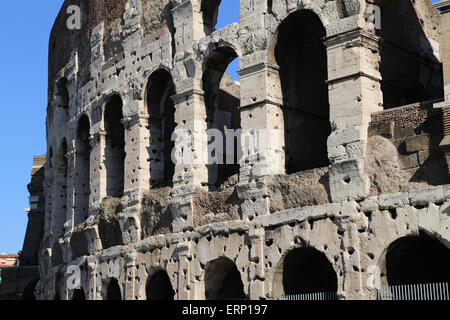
<box><xmin>172</xmin><ymin>0</ymin><xmax>207</xmax><ymax>50</ymax></box>
<box><xmin>65</xmin><ymin>148</ymin><xmax>75</xmax><ymax>232</ymax></box>
<box><xmin>43</xmin><ymin>166</ymin><xmax>53</xmax><ymax>246</ymax></box>
<box><xmin>325</xmin><ymin>29</ymin><xmax>383</xmax><ymax>202</ymax></box>
<box><xmin>51</xmin><ymin>166</ymin><xmax>68</xmax><ymax>242</ymax></box>
<box><xmin>434</xmin><ymin>1</ymin><xmax>450</xmax><ymax>174</ymax></box>
<box><xmin>87</xmin><ymin>258</ymin><xmax>98</xmax><ymax>300</ymax></box>
<box><xmin>237</xmin><ymin>58</ymin><xmax>284</xmax><ymax>221</ymax></box>
<box><xmin>122</xmin><ymin>113</ymin><xmax>150</xmax><ymax>211</ymax></box>
<box><xmin>435</xmin><ymin>1</ymin><xmax>450</xmax><ymax>101</ymax></box>
<box><xmin>124</xmin><ymin>251</ymin><xmax>138</xmax><ymax>300</ymax></box>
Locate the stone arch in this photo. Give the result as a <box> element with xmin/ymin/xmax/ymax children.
<box><xmin>72</xmin><ymin>288</ymin><xmax>86</xmax><ymax>300</ymax></box>
<box><xmin>145</xmin><ymin>269</ymin><xmax>175</xmax><ymax>300</ymax></box>
<box><xmin>272</xmin><ymin>246</ymin><xmax>338</xmax><ymax>299</ymax></box>
<box><xmin>145</xmin><ymin>69</ymin><xmax>176</xmax><ymax>187</ymax></box>
<box><xmin>268</xmin><ymin>9</ymin><xmax>331</xmax><ymax>175</ymax></box>
<box><xmin>266</xmin><ymin>1</ymin><xmax>335</xmax><ymax>35</ymax></box>
<box><xmin>377</xmin><ymin>232</ymin><xmax>450</xmax><ymax>286</ymax></box>
<box><xmin>105</xmin><ymin>278</ymin><xmax>122</xmax><ymax>300</ymax></box>
<box><xmin>204</xmin><ymin>257</ymin><xmax>247</xmax><ymax>300</ymax></box>
<box><xmin>376</xmin><ymin>0</ymin><xmax>443</xmax><ymax>109</ymax></box>
<box><xmin>104</xmin><ymin>94</ymin><xmax>125</xmax><ymax>198</ymax></box>
<box><xmin>202</xmin><ymin>44</ymin><xmax>241</xmax><ymax>189</ymax></box>
<box><xmin>74</xmin><ymin>114</ymin><xmax>91</xmax><ymax>225</ymax></box>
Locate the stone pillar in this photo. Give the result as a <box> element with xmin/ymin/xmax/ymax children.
<box><xmin>124</xmin><ymin>251</ymin><xmax>137</xmax><ymax>300</ymax></box>
<box><xmin>122</xmin><ymin>113</ymin><xmax>150</xmax><ymax>211</ymax></box>
<box><xmin>434</xmin><ymin>1</ymin><xmax>450</xmax><ymax>175</ymax></box>
<box><xmin>237</xmin><ymin>57</ymin><xmax>284</xmax><ymax>221</ymax></box>
<box><xmin>176</xmin><ymin>242</ymin><xmax>192</xmax><ymax>300</ymax></box>
<box><xmin>170</xmin><ymin>88</ymin><xmax>208</xmax><ymax>232</ymax></box>
<box><xmin>87</xmin><ymin>258</ymin><xmax>98</xmax><ymax>300</ymax></box>
<box><xmin>325</xmin><ymin>29</ymin><xmax>383</xmax><ymax>202</ymax></box>
<box><xmin>248</xmin><ymin>228</ymin><xmax>266</xmax><ymax>300</ymax></box>
<box><xmin>239</xmin><ymin>61</ymin><xmax>285</xmax><ymax>179</ymax></box>
<box><xmin>436</xmin><ymin>1</ymin><xmax>450</xmax><ymax>101</ymax></box>
<box><xmin>89</xmin><ymin>130</ymin><xmax>107</xmax><ymax>210</ymax></box>
<box><xmin>65</xmin><ymin>148</ymin><xmax>75</xmax><ymax>232</ymax></box>
<box><xmin>51</xmin><ymin>166</ymin><xmax>68</xmax><ymax>242</ymax></box>
<box><xmin>43</xmin><ymin>166</ymin><xmax>53</xmax><ymax>245</ymax></box>
<box><xmin>336</xmin><ymin>218</ymin><xmax>365</xmax><ymax>300</ymax></box>
<box><xmin>172</xmin><ymin>0</ymin><xmax>206</xmax><ymax>50</ymax></box>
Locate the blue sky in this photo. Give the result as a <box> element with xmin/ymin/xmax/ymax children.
<box><xmin>0</xmin><ymin>1</ymin><xmax>239</xmax><ymax>254</ymax></box>
<box><xmin>0</xmin><ymin>1</ymin><xmax>64</xmax><ymax>254</ymax></box>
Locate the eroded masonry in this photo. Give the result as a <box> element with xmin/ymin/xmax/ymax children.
<box><xmin>33</xmin><ymin>0</ymin><xmax>450</xmax><ymax>300</ymax></box>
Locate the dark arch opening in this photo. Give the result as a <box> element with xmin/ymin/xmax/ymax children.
<box><xmin>104</xmin><ymin>95</ymin><xmax>125</xmax><ymax>198</ymax></box>
<box><xmin>282</xmin><ymin>247</ymin><xmax>338</xmax><ymax>295</ymax></box>
<box><xmin>106</xmin><ymin>278</ymin><xmax>122</xmax><ymax>300</ymax></box>
<box><xmin>203</xmin><ymin>47</ymin><xmax>241</xmax><ymax>190</ymax></box>
<box><xmin>75</xmin><ymin>115</ymin><xmax>91</xmax><ymax>225</ymax></box>
<box><xmin>386</xmin><ymin>233</ymin><xmax>450</xmax><ymax>286</ymax></box>
<box><xmin>377</xmin><ymin>0</ymin><xmax>443</xmax><ymax>109</ymax></box>
<box><xmin>49</xmin><ymin>147</ymin><xmax>53</xmax><ymax>169</ymax></box>
<box><xmin>146</xmin><ymin>270</ymin><xmax>175</xmax><ymax>300</ymax></box>
<box><xmin>274</xmin><ymin>10</ymin><xmax>331</xmax><ymax>175</ymax></box>
<box><xmin>146</xmin><ymin>70</ymin><xmax>176</xmax><ymax>187</ymax></box>
<box><xmin>56</xmin><ymin>77</ymin><xmax>69</xmax><ymax>109</ymax></box>
<box><xmin>201</xmin><ymin>0</ymin><xmax>221</xmax><ymax>35</ymax></box>
<box><xmin>22</xmin><ymin>279</ymin><xmax>38</xmax><ymax>300</ymax></box>
<box><xmin>205</xmin><ymin>257</ymin><xmax>246</xmax><ymax>300</ymax></box>
<box><xmin>72</xmin><ymin>288</ymin><xmax>86</xmax><ymax>300</ymax></box>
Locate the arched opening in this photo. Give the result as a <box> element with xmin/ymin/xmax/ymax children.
<box><xmin>274</xmin><ymin>10</ymin><xmax>331</xmax><ymax>175</ymax></box>
<box><xmin>72</xmin><ymin>288</ymin><xmax>86</xmax><ymax>301</ymax></box>
<box><xmin>377</xmin><ymin>0</ymin><xmax>443</xmax><ymax>109</ymax></box>
<box><xmin>201</xmin><ymin>0</ymin><xmax>240</xmax><ymax>35</ymax></box>
<box><xmin>385</xmin><ymin>233</ymin><xmax>450</xmax><ymax>286</ymax></box>
<box><xmin>146</xmin><ymin>70</ymin><xmax>176</xmax><ymax>187</ymax></box>
<box><xmin>204</xmin><ymin>257</ymin><xmax>246</xmax><ymax>300</ymax></box>
<box><xmin>279</xmin><ymin>247</ymin><xmax>338</xmax><ymax>296</ymax></box>
<box><xmin>55</xmin><ymin>77</ymin><xmax>69</xmax><ymax>109</ymax></box>
<box><xmin>106</xmin><ymin>278</ymin><xmax>122</xmax><ymax>300</ymax></box>
<box><xmin>53</xmin><ymin>139</ymin><xmax>68</xmax><ymax>240</ymax></box>
<box><xmin>74</xmin><ymin>115</ymin><xmax>91</xmax><ymax>225</ymax></box>
<box><xmin>203</xmin><ymin>46</ymin><xmax>241</xmax><ymax>190</ymax></box>
<box><xmin>104</xmin><ymin>95</ymin><xmax>125</xmax><ymax>198</ymax></box>
<box><xmin>22</xmin><ymin>279</ymin><xmax>38</xmax><ymax>300</ymax></box>
<box><xmin>146</xmin><ymin>270</ymin><xmax>175</xmax><ymax>300</ymax></box>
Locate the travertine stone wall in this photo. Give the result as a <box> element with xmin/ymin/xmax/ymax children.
<box><xmin>37</xmin><ymin>0</ymin><xmax>449</xmax><ymax>300</ymax></box>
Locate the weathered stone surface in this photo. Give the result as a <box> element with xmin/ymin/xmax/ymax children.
<box><xmin>35</xmin><ymin>0</ymin><xmax>450</xmax><ymax>302</ymax></box>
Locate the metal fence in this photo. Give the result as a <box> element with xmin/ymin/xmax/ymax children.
<box><xmin>280</xmin><ymin>292</ymin><xmax>339</xmax><ymax>301</ymax></box>
<box><xmin>377</xmin><ymin>282</ymin><xmax>450</xmax><ymax>301</ymax></box>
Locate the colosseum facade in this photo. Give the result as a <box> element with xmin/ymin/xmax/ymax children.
<box><xmin>36</xmin><ymin>0</ymin><xmax>450</xmax><ymax>300</ymax></box>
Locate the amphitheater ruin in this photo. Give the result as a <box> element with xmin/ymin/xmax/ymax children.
<box><xmin>22</xmin><ymin>0</ymin><xmax>450</xmax><ymax>300</ymax></box>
